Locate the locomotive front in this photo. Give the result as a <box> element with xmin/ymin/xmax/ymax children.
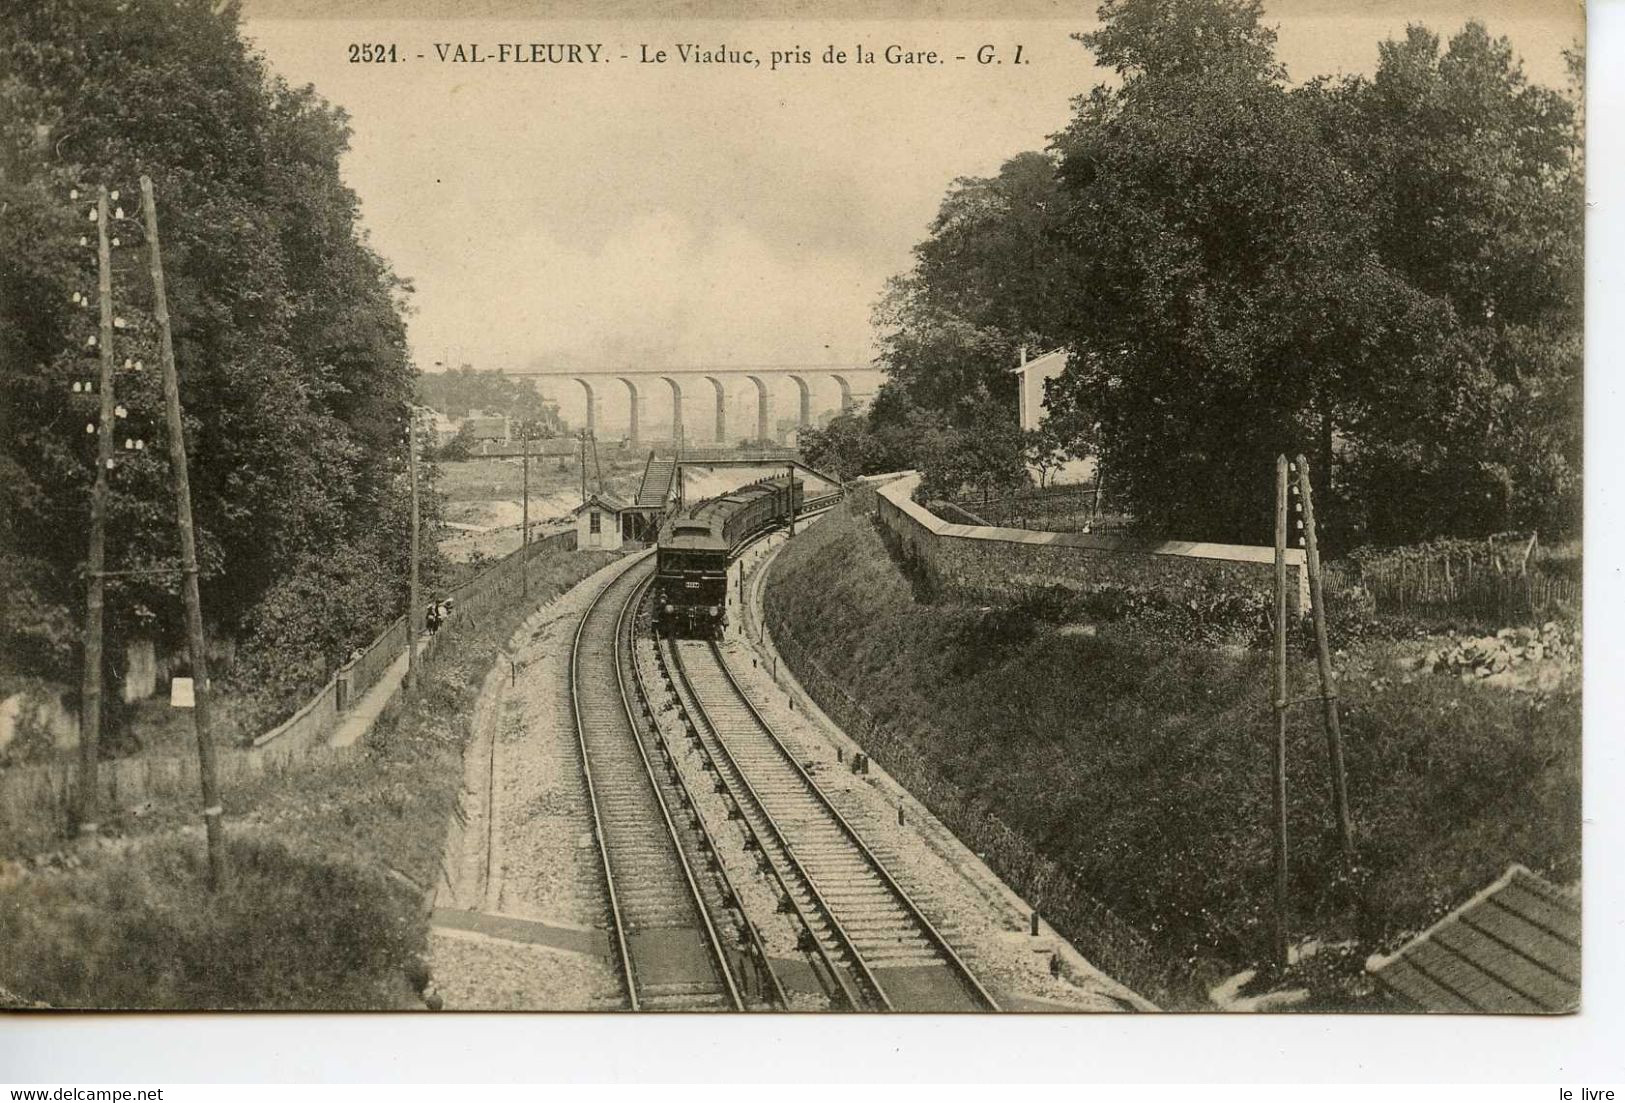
<box><xmin>655</xmin><ymin>518</ymin><xmax>730</xmax><ymax>638</ymax></box>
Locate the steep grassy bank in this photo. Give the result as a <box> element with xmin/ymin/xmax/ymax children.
<box><xmin>765</xmin><ymin>505</ymin><xmax>1580</xmax><ymax>1007</ymax></box>
<box><xmin>0</xmin><ymin>550</ymin><xmax>623</xmax><ymax>1009</ymax></box>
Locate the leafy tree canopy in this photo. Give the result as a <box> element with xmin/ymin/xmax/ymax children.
<box><xmin>416</xmin><ymin>366</ymin><xmax>565</xmax><ymax>436</ymax></box>
<box><xmin>0</xmin><ymin>0</ymin><xmax>438</xmax><ymax>726</ymax></box>
<box><xmin>846</xmin><ymin>0</ymin><xmax>1580</xmax><ymax>547</ymax></box>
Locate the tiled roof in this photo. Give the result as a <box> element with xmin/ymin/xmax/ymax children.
<box><xmin>574</xmin><ymin>491</ymin><xmax>631</xmax><ymax>513</ymax></box>
<box><xmin>1368</xmin><ymin>864</ymin><xmax>1579</xmax><ymax>1013</ymax></box>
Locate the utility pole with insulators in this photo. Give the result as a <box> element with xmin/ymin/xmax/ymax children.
<box><xmin>75</xmin><ymin>185</ymin><xmax>119</xmax><ymax>841</ymax></box>
<box><xmin>578</xmin><ymin>430</ymin><xmax>587</xmax><ymax>505</ymax></box>
<box><xmin>786</xmin><ymin>462</ymin><xmax>796</xmax><ymax>537</ymax></box>
<box><xmin>141</xmin><ymin>175</ymin><xmax>227</xmax><ymax>889</ymax></box>
<box><xmin>1270</xmin><ymin>455</ymin><xmax>1291</xmax><ymax>967</ymax></box>
<box><xmin>407</xmin><ymin>407</ymin><xmax>422</xmax><ymax>692</ymax></box>
<box><xmin>1295</xmin><ymin>455</ymin><xmax>1354</xmax><ymax>863</ymax></box>
<box><xmin>521</xmin><ymin>430</ymin><xmax>530</xmax><ymax>600</ymax></box>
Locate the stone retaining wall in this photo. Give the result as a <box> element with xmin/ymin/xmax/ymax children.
<box><xmin>871</xmin><ymin>472</ymin><xmax>1307</xmax><ymax>615</ymax></box>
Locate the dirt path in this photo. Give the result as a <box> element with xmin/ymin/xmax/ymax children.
<box><xmin>427</xmin><ymin>553</ymin><xmax>647</xmax><ymax>1010</ymax></box>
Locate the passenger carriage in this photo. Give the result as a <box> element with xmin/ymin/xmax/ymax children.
<box><xmin>654</xmin><ymin>475</ymin><xmax>803</xmax><ymax>638</ymax></box>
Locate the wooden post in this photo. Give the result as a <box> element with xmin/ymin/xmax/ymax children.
<box><xmin>521</xmin><ymin>434</ymin><xmax>530</xmax><ymax>600</ymax></box>
<box><xmin>142</xmin><ymin>175</ymin><xmax>226</xmax><ymax>889</ymax></box>
<box><xmin>1295</xmin><ymin>455</ymin><xmax>1354</xmax><ymax>862</ymax></box>
<box><xmin>1271</xmin><ymin>455</ymin><xmax>1291</xmax><ymax>967</ymax></box>
<box><xmin>407</xmin><ymin>409</ymin><xmax>421</xmax><ymax>692</ymax></box>
<box><xmin>77</xmin><ymin>185</ymin><xmax>119</xmax><ymax>839</ymax></box>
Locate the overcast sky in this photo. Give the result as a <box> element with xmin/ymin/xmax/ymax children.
<box><xmin>240</xmin><ymin>2</ymin><xmax>1579</xmax><ymax>428</ymax></box>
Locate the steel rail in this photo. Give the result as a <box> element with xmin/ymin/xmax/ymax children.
<box><xmin>567</xmin><ymin>553</ymin><xmax>649</xmax><ymax>1007</ymax></box>
<box><xmin>658</xmin><ymin>633</ymin><xmax>872</xmax><ymax>1011</ymax></box>
<box><xmin>696</xmin><ymin>636</ymin><xmax>1001</xmax><ymax>1011</ymax></box>
<box><xmin>627</xmin><ymin>579</ymin><xmax>790</xmax><ymax>1011</ymax></box>
<box><xmin>664</xmin><ymin>638</ymin><xmax>892</xmax><ymax>1010</ymax></box>
<box><xmin>567</xmin><ymin>551</ymin><xmax>738</xmax><ymax>1011</ymax></box>
<box><xmin>607</xmin><ymin>570</ymin><xmax>747</xmax><ymax>1011</ymax></box>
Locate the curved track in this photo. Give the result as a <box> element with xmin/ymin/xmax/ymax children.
<box><xmin>568</xmin><ymin>553</ymin><xmax>742</xmax><ymax>1011</ymax></box>
<box><xmin>660</xmin><ymin>634</ymin><xmax>999</xmax><ymax>1012</ymax></box>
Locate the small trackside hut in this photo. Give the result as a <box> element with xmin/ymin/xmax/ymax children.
<box><xmin>654</xmin><ymin>474</ymin><xmax>803</xmax><ymax>638</ymax></box>
<box><xmin>573</xmin><ymin>490</ymin><xmax>634</xmax><ymax>550</ymax></box>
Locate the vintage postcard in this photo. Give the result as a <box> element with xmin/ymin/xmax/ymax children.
<box><xmin>0</xmin><ymin>0</ymin><xmax>1584</xmax><ymax>1020</ymax></box>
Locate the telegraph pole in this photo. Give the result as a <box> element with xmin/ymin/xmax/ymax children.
<box><xmin>141</xmin><ymin>175</ymin><xmax>226</xmax><ymax>889</ymax></box>
<box><xmin>407</xmin><ymin>409</ymin><xmax>422</xmax><ymax>692</ymax></box>
<box><xmin>1295</xmin><ymin>455</ymin><xmax>1354</xmax><ymax>862</ymax></box>
<box><xmin>77</xmin><ymin>185</ymin><xmax>118</xmax><ymax>839</ymax></box>
<box><xmin>1270</xmin><ymin>455</ymin><xmax>1291</xmax><ymax>967</ymax></box>
<box><xmin>786</xmin><ymin>462</ymin><xmax>797</xmax><ymax>536</ymax></box>
<box><xmin>578</xmin><ymin>430</ymin><xmax>587</xmax><ymax>504</ymax></box>
<box><xmin>521</xmin><ymin>431</ymin><xmax>530</xmax><ymax>600</ymax></box>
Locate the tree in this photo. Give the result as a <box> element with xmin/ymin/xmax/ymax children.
<box><xmin>418</xmin><ymin>366</ymin><xmax>563</xmax><ymax>434</ymax></box>
<box><xmin>1023</xmin><ymin>424</ymin><xmax>1074</xmax><ymax>489</ymax></box>
<box><xmin>1038</xmin><ymin>0</ymin><xmax>1577</xmax><ymax>546</ymax></box>
<box><xmin>1325</xmin><ymin>23</ymin><xmax>1583</xmax><ymax>542</ymax></box>
<box><xmin>873</xmin><ymin>151</ymin><xmax>1065</xmax><ymax>429</ymax></box>
<box><xmin>916</xmin><ymin>406</ymin><xmax>1031</xmax><ymax>502</ymax></box>
<box><xmin>0</xmin><ymin>0</ymin><xmax>436</xmax><ymax>731</ymax></box>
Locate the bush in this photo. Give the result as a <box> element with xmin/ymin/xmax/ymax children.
<box><xmin>768</xmin><ymin>502</ymin><xmax>1580</xmax><ymax>1005</ymax></box>
<box><xmin>0</xmin><ymin>547</ymin><xmax>627</xmax><ymax>1009</ymax></box>
<box><xmin>0</xmin><ymin>836</ymin><xmax>418</xmax><ymax>1009</ymax></box>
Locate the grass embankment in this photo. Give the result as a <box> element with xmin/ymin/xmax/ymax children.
<box><xmin>0</xmin><ymin>550</ymin><xmax>624</xmax><ymax>1009</ymax></box>
<box><xmin>765</xmin><ymin>506</ymin><xmax>1579</xmax><ymax>1008</ymax></box>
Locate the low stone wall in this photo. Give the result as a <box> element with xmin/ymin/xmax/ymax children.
<box><xmin>251</xmin><ymin>678</ymin><xmax>340</xmax><ymax>751</ymax></box>
<box><xmin>872</xmin><ymin>472</ymin><xmax>1308</xmax><ymax>615</ymax></box>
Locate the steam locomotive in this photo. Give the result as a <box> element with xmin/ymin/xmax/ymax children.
<box><xmin>653</xmin><ymin>475</ymin><xmax>803</xmax><ymax>638</ymax></box>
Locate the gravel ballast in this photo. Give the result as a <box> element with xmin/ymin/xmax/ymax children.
<box><xmin>740</xmin><ymin>519</ymin><xmax>1146</xmax><ymax>1011</ymax></box>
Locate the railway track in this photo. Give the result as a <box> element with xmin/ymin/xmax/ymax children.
<box><xmin>568</xmin><ymin>553</ymin><xmax>747</xmax><ymax>1011</ymax></box>
<box><xmin>657</xmin><ymin>633</ymin><xmax>1000</xmax><ymax>1012</ymax></box>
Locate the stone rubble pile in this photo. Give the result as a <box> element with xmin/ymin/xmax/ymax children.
<box><xmin>1425</xmin><ymin>622</ymin><xmax>1576</xmax><ymax>683</ymax></box>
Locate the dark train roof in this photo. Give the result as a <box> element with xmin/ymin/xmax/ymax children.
<box><xmin>659</xmin><ymin>475</ymin><xmax>796</xmax><ymax>550</ymax></box>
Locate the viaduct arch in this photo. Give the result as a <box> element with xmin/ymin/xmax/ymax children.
<box><xmin>618</xmin><ymin>377</ymin><xmax>640</xmax><ymax>444</ymax></box>
<box><xmin>662</xmin><ymin>376</ymin><xmax>684</xmax><ymax>446</ymax></box>
<box><xmin>552</xmin><ymin>367</ymin><xmax>882</xmax><ymax>444</ymax></box>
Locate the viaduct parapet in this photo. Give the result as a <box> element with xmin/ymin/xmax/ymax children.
<box><xmin>509</xmin><ymin>366</ymin><xmax>884</xmax><ymax>444</ymax></box>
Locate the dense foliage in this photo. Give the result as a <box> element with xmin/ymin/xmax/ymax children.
<box><xmin>416</xmin><ymin>365</ymin><xmax>565</xmax><ymax>439</ymax></box>
<box><xmin>0</xmin><ymin>0</ymin><xmax>436</xmax><ymax>725</ymax></box>
<box><xmin>820</xmin><ymin>0</ymin><xmax>1581</xmax><ymax>549</ymax></box>
<box><xmin>769</xmin><ymin>502</ymin><xmax>1579</xmax><ymax>1004</ymax></box>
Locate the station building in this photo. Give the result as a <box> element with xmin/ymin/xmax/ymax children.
<box><xmin>573</xmin><ymin>490</ymin><xmax>634</xmax><ymax>550</ymax></box>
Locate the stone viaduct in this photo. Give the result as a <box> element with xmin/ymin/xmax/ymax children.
<box><xmin>504</xmin><ymin>366</ymin><xmax>886</xmax><ymax>444</ymax></box>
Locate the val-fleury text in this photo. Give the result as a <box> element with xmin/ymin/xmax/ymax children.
<box><xmin>432</xmin><ymin>43</ymin><xmax>604</xmax><ymax>63</ymax></box>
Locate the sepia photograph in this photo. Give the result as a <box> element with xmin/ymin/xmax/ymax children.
<box><xmin>0</xmin><ymin>0</ymin><xmax>1589</xmax><ymax>1031</ymax></box>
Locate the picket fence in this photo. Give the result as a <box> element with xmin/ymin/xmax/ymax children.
<box><xmin>1339</xmin><ymin>533</ymin><xmax>1580</xmax><ymax>623</ymax></box>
